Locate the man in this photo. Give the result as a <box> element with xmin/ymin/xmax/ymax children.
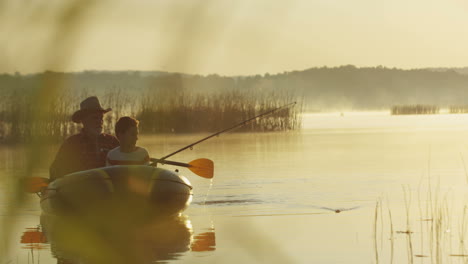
<box><xmin>49</xmin><ymin>96</ymin><xmax>120</xmax><ymax>181</ymax></box>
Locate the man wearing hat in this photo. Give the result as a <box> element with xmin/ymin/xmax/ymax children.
<box><xmin>49</xmin><ymin>96</ymin><xmax>120</xmax><ymax>181</ymax></box>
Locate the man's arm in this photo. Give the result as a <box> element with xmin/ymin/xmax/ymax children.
<box><xmin>49</xmin><ymin>140</ymin><xmax>76</xmax><ymax>181</ymax></box>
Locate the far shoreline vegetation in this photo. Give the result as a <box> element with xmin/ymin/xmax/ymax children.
<box><xmin>0</xmin><ymin>71</ymin><xmax>302</xmax><ymax>144</ymax></box>
<box><xmin>390</xmin><ymin>105</ymin><xmax>468</xmax><ymax>115</ymax></box>
<box><xmin>2</xmin><ymin>65</ymin><xmax>468</xmax><ymax>143</ymax></box>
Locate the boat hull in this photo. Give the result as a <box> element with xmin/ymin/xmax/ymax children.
<box><xmin>40</xmin><ymin>165</ymin><xmax>193</xmax><ymax>218</ymax></box>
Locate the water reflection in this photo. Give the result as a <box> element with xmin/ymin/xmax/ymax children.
<box><xmin>20</xmin><ymin>226</ymin><xmax>49</xmax><ymax>263</ymax></box>
<box><xmin>20</xmin><ymin>226</ymin><xmax>48</xmax><ymax>249</ymax></box>
<box><xmin>314</xmin><ymin>206</ymin><xmax>361</xmax><ymax>214</ymax></box>
<box><xmin>194</xmin><ymin>199</ymin><xmax>262</xmax><ymax>205</ymax></box>
<box><xmin>20</xmin><ymin>214</ymin><xmax>216</xmax><ymax>264</ymax></box>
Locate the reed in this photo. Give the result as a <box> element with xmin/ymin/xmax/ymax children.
<box><xmin>373</xmin><ymin>180</ymin><xmax>468</xmax><ymax>264</ymax></box>
<box><xmin>387</xmin><ymin>198</ymin><xmax>394</xmax><ymax>264</ymax></box>
<box><xmin>390</xmin><ymin>105</ymin><xmax>440</xmax><ymax>115</ymax></box>
<box><xmin>460</xmin><ymin>152</ymin><xmax>468</xmax><ymax>184</ymax></box>
<box><xmin>458</xmin><ymin>206</ymin><xmax>468</xmax><ymax>262</ymax></box>
<box><xmin>402</xmin><ymin>185</ymin><xmax>414</xmax><ymax>264</ymax></box>
<box><xmin>374</xmin><ymin>201</ymin><xmax>380</xmax><ymax>264</ymax></box>
<box><xmin>137</xmin><ymin>89</ymin><xmax>302</xmax><ymax>134</ymax></box>
<box><xmin>449</xmin><ymin>106</ymin><xmax>468</xmax><ymax>114</ymax></box>
<box><xmin>0</xmin><ymin>83</ymin><xmax>302</xmax><ymax>144</ymax></box>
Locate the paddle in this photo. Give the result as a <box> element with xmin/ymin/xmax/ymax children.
<box><xmin>21</xmin><ymin>177</ymin><xmax>50</xmax><ymax>193</ymax></box>
<box><xmin>150</xmin><ymin>158</ymin><xmax>214</xmax><ymax>179</ymax></box>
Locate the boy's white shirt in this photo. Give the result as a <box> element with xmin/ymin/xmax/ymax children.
<box><xmin>106</xmin><ymin>146</ymin><xmax>150</xmax><ymax>166</ymax></box>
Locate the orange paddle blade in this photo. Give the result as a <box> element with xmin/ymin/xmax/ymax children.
<box><xmin>188</xmin><ymin>158</ymin><xmax>214</xmax><ymax>179</ymax></box>
<box><xmin>22</xmin><ymin>177</ymin><xmax>49</xmax><ymax>193</ymax></box>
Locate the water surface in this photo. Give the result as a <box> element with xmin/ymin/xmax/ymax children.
<box><xmin>3</xmin><ymin>112</ymin><xmax>468</xmax><ymax>263</ymax></box>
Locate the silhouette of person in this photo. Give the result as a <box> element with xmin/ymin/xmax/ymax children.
<box><xmin>49</xmin><ymin>96</ymin><xmax>119</xmax><ymax>181</ymax></box>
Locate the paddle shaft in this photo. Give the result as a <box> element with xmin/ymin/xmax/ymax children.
<box><xmin>159</xmin><ymin>101</ymin><xmax>297</xmax><ymax>160</ymax></box>
<box><xmin>150</xmin><ymin>158</ymin><xmax>191</xmax><ymax>168</ymax></box>
<box><xmin>150</xmin><ymin>158</ymin><xmax>214</xmax><ymax>178</ymax></box>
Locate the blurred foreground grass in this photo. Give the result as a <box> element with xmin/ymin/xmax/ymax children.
<box><xmin>1</xmin><ymin>0</ymin><xmax>100</xmax><ymax>262</ymax></box>
<box><xmin>0</xmin><ymin>1</ymin><xmax>299</xmax><ymax>263</ymax></box>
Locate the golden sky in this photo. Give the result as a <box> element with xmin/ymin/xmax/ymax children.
<box><xmin>1</xmin><ymin>0</ymin><xmax>468</xmax><ymax>75</ymax></box>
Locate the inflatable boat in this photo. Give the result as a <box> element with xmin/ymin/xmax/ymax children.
<box><xmin>40</xmin><ymin>165</ymin><xmax>193</xmax><ymax>217</ymax></box>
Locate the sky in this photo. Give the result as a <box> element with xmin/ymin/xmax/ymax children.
<box><xmin>1</xmin><ymin>0</ymin><xmax>468</xmax><ymax>76</ymax></box>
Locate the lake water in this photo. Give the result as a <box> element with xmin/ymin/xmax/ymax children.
<box><xmin>3</xmin><ymin>112</ymin><xmax>468</xmax><ymax>263</ymax></box>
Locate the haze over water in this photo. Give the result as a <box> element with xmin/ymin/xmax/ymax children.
<box><xmin>3</xmin><ymin>1</ymin><xmax>468</xmax><ymax>262</ymax></box>
<box><xmin>3</xmin><ymin>112</ymin><xmax>468</xmax><ymax>263</ymax></box>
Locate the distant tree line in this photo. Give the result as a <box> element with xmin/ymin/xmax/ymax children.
<box><xmin>2</xmin><ymin>65</ymin><xmax>468</xmax><ymax>111</ymax></box>
<box><xmin>279</xmin><ymin>65</ymin><xmax>468</xmax><ymax>111</ymax></box>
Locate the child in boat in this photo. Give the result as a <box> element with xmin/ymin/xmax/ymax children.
<box><xmin>106</xmin><ymin>116</ymin><xmax>150</xmax><ymax>166</ymax></box>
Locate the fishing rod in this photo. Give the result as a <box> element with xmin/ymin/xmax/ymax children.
<box><xmin>158</xmin><ymin>101</ymin><xmax>297</xmax><ymax>161</ymax></box>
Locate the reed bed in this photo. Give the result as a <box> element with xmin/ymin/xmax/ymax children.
<box><xmin>137</xmin><ymin>89</ymin><xmax>301</xmax><ymax>134</ymax></box>
<box><xmin>391</xmin><ymin>105</ymin><xmax>440</xmax><ymax>115</ymax></box>
<box><xmin>449</xmin><ymin>106</ymin><xmax>468</xmax><ymax>114</ymax></box>
<box><xmin>0</xmin><ymin>84</ymin><xmax>302</xmax><ymax>144</ymax></box>
<box><xmin>0</xmin><ymin>86</ymin><xmax>126</xmax><ymax>143</ymax></box>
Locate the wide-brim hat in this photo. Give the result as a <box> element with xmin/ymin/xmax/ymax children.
<box><xmin>72</xmin><ymin>96</ymin><xmax>111</xmax><ymax>123</ymax></box>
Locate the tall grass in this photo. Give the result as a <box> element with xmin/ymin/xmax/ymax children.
<box><xmin>373</xmin><ymin>185</ymin><xmax>468</xmax><ymax>264</ymax></box>
<box><xmin>137</xmin><ymin>89</ymin><xmax>301</xmax><ymax>134</ymax></box>
<box><xmin>449</xmin><ymin>106</ymin><xmax>468</xmax><ymax>114</ymax></box>
<box><xmin>0</xmin><ymin>85</ymin><xmax>302</xmax><ymax>144</ymax></box>
<box><xmin>0</xmin><ymin>1</ymin><xmax>98</xmax><ymax>262</ymax></box>
<box><xmin>391</xmin><ymin>105</ymin><xmax>440</xmax><ymax>115</ymax></box>
<box><xmin>0</xmin><ymin>1</ymin><xmax>303</xmax><ymax>263</ymax></box>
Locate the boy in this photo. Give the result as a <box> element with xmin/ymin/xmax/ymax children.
<box><xmin>106</xmin><ymin>116</ymin><xmax>150</xmax><ymax>166</ymax></box>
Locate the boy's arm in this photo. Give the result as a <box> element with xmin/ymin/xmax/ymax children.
<box><xmin>106</xmin><ymin>148</ymin><xmax>115</xmax><ymax>166</ymax></box>
<box><xmin>143</xmin><ymin>148</ymin><xmax>150</xmax><ymax>165</ymax></box>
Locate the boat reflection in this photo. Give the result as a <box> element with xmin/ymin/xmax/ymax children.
<box><xmin>191</xmin><ymin>231</ymin><xmax>216</xmax><ymax>252</ymax></box>
<box><xmin>20</xmin><ymin>226</ymin><xmax>48</xmax><ymax>249</ymax></box>
<box><xmin>20</xmin><ymin>214</ymin><xmax>215</xmax><ymax>264</ymax></box>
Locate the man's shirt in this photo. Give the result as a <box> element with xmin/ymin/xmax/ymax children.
<box><xmin>49</xmin><ymin>131</ymin><xmax>119</xmax><ymax>180</ymax></box>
